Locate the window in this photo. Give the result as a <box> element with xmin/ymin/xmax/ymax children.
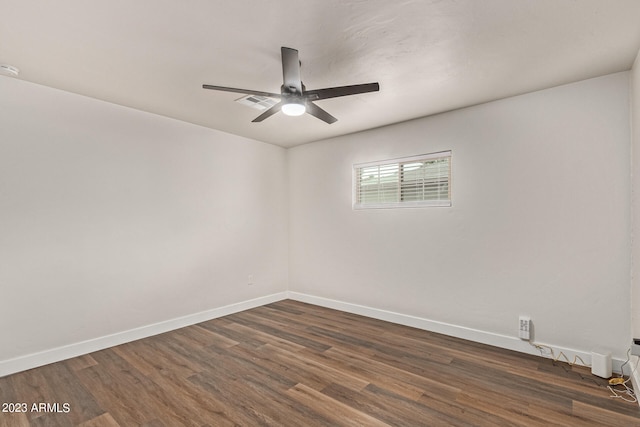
<box><xmin>354</xmin><ymin>151</ymin><xmax>451</xmax><ymax>209</ymax></box>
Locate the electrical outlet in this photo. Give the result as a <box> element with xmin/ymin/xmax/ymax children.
<box><xmin>519</xmin><ymin>316</ymin><xmax>531</xmax><ymax>341</ymax></box>
<box><xmin>632</xmin><ymin>339</ymin><xmax>640</xmax><ymax>356</ymax></box>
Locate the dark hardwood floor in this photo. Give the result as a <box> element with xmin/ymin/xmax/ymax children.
<box><xmin>1</xmin><ymin>300</ymin><xmax>639</xmax><ymax>426</ymax></box>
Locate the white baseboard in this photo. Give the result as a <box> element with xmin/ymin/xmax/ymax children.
<box><xmin>2</xmin><ymin>291</ymin><xmax>627</xmax><ymax>379</ymax></box>
<box><xmin>0</xmin><ymin>292</ymin><xmax>288</xmax><ymax>378</ymax></box>
<box><xmin>288</xmin><ymin>292</ymin><xmax>627</xmax><ymax>374</ymax></box>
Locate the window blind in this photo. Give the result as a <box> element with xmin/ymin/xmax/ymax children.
<box><xmin>354</xmin><ymin>151</ymin><xmax>451</xmax><ymax>209</ymax></box>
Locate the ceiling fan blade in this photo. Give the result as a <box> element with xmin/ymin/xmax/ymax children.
<box><xmin>202</xmin><ymin>84</ymin><xmax>280</xmax><ymax>98</ymax></box>
<box><xmin>306</xmin><ymin>102</ymin><xmax>337</xmax><ymax>124</ymax></box>
<box><xmin>305</xmin><ymin>82</ymin><xmax>379</xmax><ymax>101</ymax></box>
<box><xmin>281</xmin><ymin>47</ymin><xmax>302</xmax><ymax>94</ymax></box>
<box><xmin>251</xmin><ymin>101</ymin><xmax>283</xmax><ymax>122</ymax></box>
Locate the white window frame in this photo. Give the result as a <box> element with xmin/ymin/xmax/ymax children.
<box><xmin>353</xmin><ymin>151</ymin><xmax>452</xmax><ymax>209</ymax></box>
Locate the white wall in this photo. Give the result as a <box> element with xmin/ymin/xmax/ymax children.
<box><xmin>1</xmin><ymin>69</ymin><xmax>633</xmax><ymax>375</ymax></box>
<box><xmin>632</xmin><ymin>50</ymin><xmax>640</xmax><ymax>340</ymax></box>
<box><xmin>0</xmin><ymin>77</ymin><xmax>288</xmax><ymax>365</ymax></box>
<box><xmin>289</xmin><ymin>72</ymin><xmax>631</xmax><ymax>360</ymax></box>
<box><xmin>630</xmin><ymin>47</ymin><xmax>640</xmax><ymax>399</ymax></box>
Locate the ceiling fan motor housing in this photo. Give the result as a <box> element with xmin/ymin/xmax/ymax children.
<box><xmin>282</xmin><ymin>82</ymin><xmax>305</xmax><ymax>96</ymax></box>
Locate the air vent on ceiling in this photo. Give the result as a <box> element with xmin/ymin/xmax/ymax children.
<box><xmin>235</xmin><ymin>94</ymin><xmax>278</xmax><ymax>111</ymax></box>
<box><xmin>0</xmin><ymin>64</ymin><xmax>20</xmax><ymax>77</ymax></box>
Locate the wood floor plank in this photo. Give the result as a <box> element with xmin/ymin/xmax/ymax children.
<box><xmin>572</xmin><ymin>400</ymin><xmax>640</xmax><ymax>426</ymax></box>
<box><xmin>418</xmin><ymin>386</ymin><xmax>517</xmax><ymax>427</ymax></box>
<box><xmin>144</xmin><ymin>371</ymin><xmax>236</xmax><ymax>427</ymax></box>
<box><xmin>77</xmin><ymin>348</ymin><xmax>218</xmax><ymax>426</ymax></box>
<box><xmin>286</xmin><ymin>383</ymin><xmax>389</xmax><ymax>427</ymax></box>
<box><xmin>171</xmin><ymin>324</ymin><xmax>238</xmax><ymax>349</ymax></box>
<box><xmin>2</xmin><ymin>299</ymin><xmax>639</xmax><ymax>426</ymax></box>
<box><xmin>257</xmin><ymin>343</ymin><xmax>370</xmax><ymax>392</ymax></box>
<box><xmin>197</xmin><ymin>318</ymin><xmax>265</xmax><ymax>349</ymax></box>
<box><xmin>0</xmin><ymin>372</ymin><xmax>29</xmax><ymax>427</ymax></box>
<box><xmin>37</xmin><ymin>362</ymin><xmax>104</xmax><ymax>425</ymax></box>
<box><xmin>224</xmin><ymin>321</ymin><xmax>307</xmax><ymax>354</ymax></box>
<box><xmin>454</xmin><ymin>390</ymin><xmax>552</xmax><ymax>427</ymax></box>
<box><xmin>189</xmin><ymin>369</ymin><xmax>334</xmax><ymax>426</ymax></box>
<box><xmin>9</xmin><ymin>368</ymin><xmax>64</xmax><ymax>425</ymax></box>
<box><xmin>322</xmin><ymin>345</ymin><xmax>459</xmax><ymax>402</ymax></box>
<box><xmin>230</xmin><ymin>310</ymin><xmax>332</xmax><ymax>352</ymax></box>
<box><xmin>198</xmin><ymin>342</ymin><xmax>299</xmax><ymax>392</ymax></box>
<box><xmin>77</xmin><ymin>413</ymin><xmax>120</xmax><ymax>427</ymax></box>
<box><xmin>526</xmin><ymin>403</ymin><xmax>605</xmax><ymax>427</ymax></box>
<box><xmin>0</xmin><ymin>410</ymin><xmax>30</xmax><ymax>427</ymax></box>
<box><xmin>111</xmin><ymin>335</ymin><xmax>200</xmax><ymax>379</ymax></box>
<box><xmin>64</xmin><ymin>355</ymin><xmax>98</xmax><ymax>372</ymax></box>
<box><xmin>321</xmin><ymin>381</ymin><xmax>468</xmax><ymax>427</ymax></box>
<box><xmin>74</xmin><ymin>351</ymin><xmax>160</xmax><ymax>426</ymax></box>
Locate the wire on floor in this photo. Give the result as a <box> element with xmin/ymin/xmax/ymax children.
<box><xmin>607</xmin><ymin>349</ymin><xmax>639</xmax><ymax>404</ymax></box>
<box><xmin>530</xmin><ymin>342</ymin><xmax>639</xmax><ymax>403</ymax></box>
<box><xmin>529</xmin><ymin>342</ymin><xmax>588</xmax><ymax>367</ymax></box>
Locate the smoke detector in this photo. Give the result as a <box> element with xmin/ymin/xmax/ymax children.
<box><xmin>0</xmin><ymin>64</ymin><xmax>20</xmax><ymax>77</ymax></box>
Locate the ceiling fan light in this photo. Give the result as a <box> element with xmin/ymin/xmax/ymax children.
<box><xmin>281</xmin><ymin>101</ymin><xmax>306</xmax><ymax>116</ymax></box>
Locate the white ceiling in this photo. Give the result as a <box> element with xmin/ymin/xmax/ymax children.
<box><xmin>2</xmin><ymin>0</ymin><xmax>640</xmax><ymax>148</ymax></box>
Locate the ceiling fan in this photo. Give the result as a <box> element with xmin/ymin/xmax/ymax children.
<box><xmin>203</xmin><ymin>47</ymin><xmax>379</xmax><ymax>124</ymax></box>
